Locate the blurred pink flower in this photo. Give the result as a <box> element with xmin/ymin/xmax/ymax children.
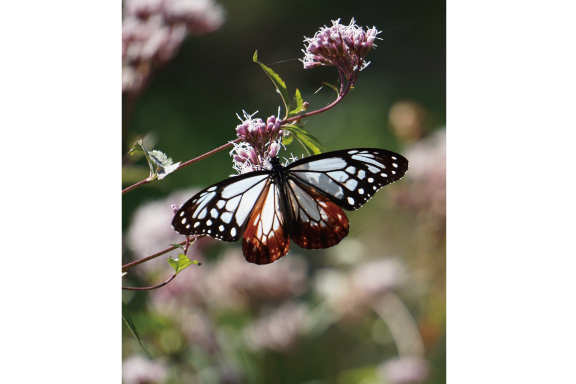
<box><xmin>122</xmin><ymin>355</ymin><xmax>168</xmax><ymax>384</ymax></box>
<box><xmin>122</xmin><ymin>0</ymin><xmax>225</xmax><ymax>94</ymax></box>
<box><xmin>126</xmin><ymin>188</ymin><xmax>201</xmax><ymax>278</ymax></box>
<box><xmin>378</xmin><ymin>356</ymin><xmax>430</xmax><ymax>384</ymax></box>
<box><xmin>244</xmin><ymin>302</ymin><xmax>308</xmax><ymax>351</ymax></box>
<box><xmin>391</xmin><ymin>128</ymin><xmax>446</xmax><ymax>231</ymax></box>
<box><xmin>314</xmin><ymin>258</ymin><xmax>406</xmax><ymax>317</ymax></box>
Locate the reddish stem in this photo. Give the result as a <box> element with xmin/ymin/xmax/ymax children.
<box><xmin>284</xmin><ymin>67</ymin><xmax>358</xmax><ymax>124</ymax></box>
<box><xmin>122</xmin><ymin>273</ymin><xmax>177</xmax><ymax>291</ymax></box>
<box><xmin>121</xmin><ymin>235</ymin><xmax>203</xmax><ymax>272</ymax></box>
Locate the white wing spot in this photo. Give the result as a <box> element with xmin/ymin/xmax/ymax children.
<box><xmin>208</xmin><ymin>230</ymin><xmax>211</xmax><ymax>233</ymax></box>
<box><xmin>219</xmin><ymin>225</ymin><xmax>224</xmax><ymax>232</ymax></box>
<box><xmin>393</xmin><ymin>163</ymin><xmax>398</xmax><ymax>168</ymax></box>
<box><xmin>210</xmin><ymin>208</ymin><xmax>219</xmax><ymax>218</ymax></box>
<box><xmin>368</xmin><ymin>178</ymin><xmax>374</xmax><ymax>183</ymax></box>
<box><xmin>327</xmin><ymin>171</ymin><xmax>349</xmax><ymax>183</ymax></box>
<box><xmin>348</xmin><ymin>150</ymin><xmax>359</xmax><ymax>154</ymax></box>
<box><xmin>392</xmin><ymin>171</ymin><xmax>396</xmax><ymax>175</ymax></box>
<box><xmin>381</xmin><ymin>173</ymin><xmax>388</xmax><ymax>177</ymax></box>
<box><xmin>207</xmin><ymin>219</ymin><xmax>213</xmax><ymax>226</ymax></box>
<box><xmin>236</xmin><ymin>183</ymin><xmax>268</xmax><ymax>226</ymax></box>
<box><xmin>352</xmin><ymin>154</ymin><xmax>386</xmax><ymax>169</ymax></box>
<box><xmin>373</xmin><ymin>186</ymin><xmax>377</xmax><ymax>190</ymax></box>
<box><xmin>348</xmin><ymin>197</ymin><xmax>355</xmax><ymax>205</ymax></box>
<box><xmin>367</xmin><ymin>165</ymin><xmax>380</xmax><ymax>173</ymax></box>
<box><xmin>221</xmin><ymin>175</ymin><xmax>268</xmax><ymax>198</ymax></box>
<box><xmin>291</xmin><ymin>158</ymin><xmax>347</xmax><ymax>171</ymax></box>
<box><xmin>181</xmin><ymin>218</ymin><xmax>187</xmax><ymax>224</ymax></box>
<box><xmin>221</xmin><ymin>212</ymin><xmax>233</xmax><ymax>224</ymax></box>
<box><xmin>192</xmin><ymin>192</ymin><xmax>216</xmax><ymax>218</ymax></box>
<box><xmin>357</xmin><ymin>170</ymin><xmax>366</xmax><ymax>179</ymax></box>
<box><xmin>226</xmin><ymin>195</ymin><xmax>242</xmax><ymax>211</ymax></box>
<box><xmin>186</xmin><ymin>224</ymin><xmax>190</xmax><ymax>229</ymax></box>
<box><xmin>194</xmin><ymin>222</ymin><xmax>200</xmax><ymax>228</ymax></box>
<box><xmin>231</xmin><ymin>227</ymin><xmax>237</xmax><ymax>237</ymax></box>
<box><xmin>391</xmin><ymin>156</ymin><xmax>397</xmax><ymax>160</ymax></box>
<box><xmin>359</xmin><ymin>188</ymin><xmax>364</xmax><ymax>194</ymax></box>
<box><xmin>207</xmin><ymin>186</ymin><xmax>217</xmax><ymax>192</ymax></box>
<box><xmin>216</xmin><ymin>200</ymin><xmax>225</xmax><ymax>209</ymax></box>
<box><xmin>344</xmin><ymin>179</ymin><xmax>358</xmax><ymax>191</ymax></box>
<box><xmin>198</xmin><ymin>208</ymin><xmax>207</xmax><ymax>219</ymax></box>
<box><xmin>345</xmin><ymin>166</ymin><xmax>356</xmax><ymax>174</ymax></box>
<box><xmin>180</xmin><ymin>211</ymin><xmax>185</xmax><ymax>217</ymax></box>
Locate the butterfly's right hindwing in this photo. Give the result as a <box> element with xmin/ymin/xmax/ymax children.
<box><xmin>172</xmin><ymin>172</ymin><xmax>272</xmax><ymax>242</ymax></box>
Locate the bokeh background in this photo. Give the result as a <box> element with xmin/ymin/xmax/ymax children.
<box><xmin>122</xmin><ymin>0</ymin><xmax>446</xmax><ymax>383</ymax></box>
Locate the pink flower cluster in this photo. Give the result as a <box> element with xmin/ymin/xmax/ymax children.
<box><xmin>301</xmin><ymin>18</ymin><xmax>380</xmax><ymax>79</ymax></box>
<box><xmin>231</xmin><ymin>111</ymin><xmax>284</xmax><ymax>174</ymax></box>
<box><xmin>122</xmin><ymin>0</ymin><xmax>225</xmax><ymax>94</ymax></box>
<box><xmin>235</xmin><ymin>111</ymin><xmax>283</xmax><ymax>147</ymax></box>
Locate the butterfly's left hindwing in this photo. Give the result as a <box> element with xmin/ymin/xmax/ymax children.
<box><xmin>286</xmin><ymin>148</ymin><xmax>409</xmax><ymax>211</ymax></box>
<box><xmin>242</xmin><ymin>181</ymin><xmax>291</xmax><ymax>265</ymax></box>
<box><xmin>172</xmin><ymin>171</ymin><xmax>272</xmax><ymax>242</ymax></box>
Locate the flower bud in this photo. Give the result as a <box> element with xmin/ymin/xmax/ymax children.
<box><xmin>248</xmin><ymin>149</ymin><xmax>259</xmax><ymax>165</ymax></box>
<box><xmin>171</xmin><ymin>204</ymin><xmax>179</xmax><ymax>215</ymax></box>
<box><xmin>236</xmin><ymin>124</ymin><xmax>247</xmax><ymax>137</ymax></box>
<box><xmin>269</xmin><ymin>142</ymin><xmax>280</xmax><ymax>158</ymax></box>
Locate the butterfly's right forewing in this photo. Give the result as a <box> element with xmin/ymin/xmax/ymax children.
<box><xmin>172</xmin><ymin>172</ymin><xmax>272</xmax><ymax>242</ymax></box>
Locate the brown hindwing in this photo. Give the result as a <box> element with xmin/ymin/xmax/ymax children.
<box><xmin>286</xmin><ymin>178</ymin><xmax>350</xmax><ymax>249</ymax></box>
<box><xmin>242</xmin><ymin>183</ymin><xmax>291</xmax><ymax>264</ymax></box>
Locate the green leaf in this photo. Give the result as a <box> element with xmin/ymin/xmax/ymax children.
<box><xmin>321</xmin><ymin>82</ymin><xmax>340</xmax><ymax>96</ymax></box>
<box><xmin>129</xmin><ymin>140</ymin><xmax>156</xmax><ymax>180</ymax></box>
<box><xmin>253</xmin><ymin>54</ymin><xmax>291</xmax><ymax>117</ymax></box>
<box><xmin>167</xmin><ymin>254</ymin><xmax>201</xmax><ymax>274</ymax></box>
<box><xmin>282</xmin><ymin>125</ymin><xmax>327</xmax><ymax>155</ymax></box>
<box><xmin>122</xmin><ymin>302</ymin><xmax>149</xmax><ymax>354</ymax></box>
<box><xmin>128</xmin><ymin>140</ymin><xmax>180</xmax><ymax>181</ymax></box>
<box><xmin>169</xmin><ymin>244</ymin><xmax>185</xmax><ymax>251</ymax></box>
<box><xmin>288</xmin><ymin>88</ymin><xmax>304</xmax><ymax>117</ymax></box>
<box><xmin>282</xmin><ymin>131</ymin><xmax>294</xmax><ymax>146</ymax></box>
<box><xmin>149</xmin><ymin>150</ymin><xmax>181</xmax><ymax>180</ymax></box>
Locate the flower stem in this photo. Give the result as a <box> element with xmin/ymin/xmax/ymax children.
<box><xmin>283</xmin><ymin>68</ymin><xmax>357</xmax><ymax>124</ymax></box>
<box><xmin>121</xmin><ymin>235</ymin><xmax>204</xmax><ymax>272</ymax></box>
<box><xmin>122</xmin><ymin>273</ymin><xmax>177</xmax><ymax>291</ymax></box>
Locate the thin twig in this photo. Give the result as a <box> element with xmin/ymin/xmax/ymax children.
<box><xmin>284</xmin><ymin>68</ymin><xmax>356</xmax><ymax>124</ymax></box>
<box><xmin>121</xmin><ymin>235</ymin><xmax>204</xmax><ymax>272</ymax></box>
<box><xmin>122</xmin><ymin>273</ymin><xmax>177</xmax><ymax>291</ymax></box>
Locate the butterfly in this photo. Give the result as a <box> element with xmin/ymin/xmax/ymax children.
<box><xmin>172</xmin><ymin>148</ymin><xmax>408</xmax><ymax>265</ymax></box>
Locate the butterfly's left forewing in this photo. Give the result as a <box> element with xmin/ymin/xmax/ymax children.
<box><xmin>172</xmin><ymin>172</ymin><xmax>272</xmax><ymax>242</ymax></box>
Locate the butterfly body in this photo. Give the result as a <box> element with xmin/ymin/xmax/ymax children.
<box><xmin>172</xmin><ymin>148</ymin><xmax>408</xmax><ymax>264</ymax></box>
